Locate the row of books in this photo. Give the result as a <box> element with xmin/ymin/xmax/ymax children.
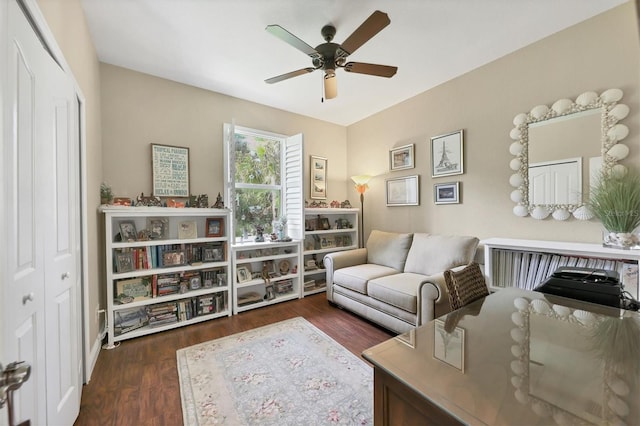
<box><xmin>114</xmin><ymin>293</ymin><xmax>228</xmax><ymax>336</ymax></box>
<box><xmin>491</xmin><ymin>249</ymin><xmax>639</xmax><ymax>297</ymax></box>
<box><xmin>113</xmin><ymin>242</ymin><xmax>226</xmax><ymax>273</ymax></box>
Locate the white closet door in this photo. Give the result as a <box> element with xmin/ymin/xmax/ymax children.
<box><xmin>3</xmin><ymin>0</ymin><xmax>81</xmax><ymax>424</ymax></box>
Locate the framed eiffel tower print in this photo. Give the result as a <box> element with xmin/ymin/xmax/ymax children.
<box><xmin>431</xmin><ymin>130</ymin><xmax>464</xmax><ymax>178</ymax></box>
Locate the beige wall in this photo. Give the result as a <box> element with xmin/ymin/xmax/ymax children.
<box><xmin>100</xmin><ymin>64</ymin><xmax>348</xmax><ymax>202</ymax></box>
<box><xmin>347</xmin><ymin>2</ymin><xmax>640</xmax><ymax>244</ymax></box>
<box><xmin>36</xmin><ymin>0</ymin><xmax>104</xmax><ymax>355</ymax></box>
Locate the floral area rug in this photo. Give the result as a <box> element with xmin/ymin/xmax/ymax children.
<box><xmin>177</xmin><ymin>317</ymin><xmax>373</xmax><ymax>425</ymax></box>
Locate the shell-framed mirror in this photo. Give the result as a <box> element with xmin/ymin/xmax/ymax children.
<box><xmin>508</xmin><ymin>89</ymin><xmax>630</xmax><ymax>221</ymax></box>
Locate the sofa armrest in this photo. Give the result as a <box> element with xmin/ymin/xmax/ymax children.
<box><xmin>416</xmin><ymin>264</ymin><xmax>468</xmax><ymax>325</ymax></box>
<box><xmin>323</xmin><ymin>248</ymin><xmax>367</xmax><ymax>302</ymax></box>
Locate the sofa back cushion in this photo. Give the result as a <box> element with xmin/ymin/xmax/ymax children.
<box><xmin>366</xmin><ymin>230</ymin><xmax>414</xmax><ymax>271</ymax></box>
<box><xmin>404</xmin><ymin>234</ymin><xmax>479</xmax><ymax>276</ymax></box>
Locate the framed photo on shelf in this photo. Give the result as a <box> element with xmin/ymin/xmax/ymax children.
<box><xmin>115</xmin><ymin>277</ymin><xmax>152</xmax><ymax>302</ymax></box>
<box><xmin>205</xmin><ymin>217</ymin><xmax>224</xmax><ymax>237</ymax></box>
<box><xmin>433</xmin><ymin>319</ymin><xmax>465</xmax><ymax>372</ymax></box>
<box><xmin>147</xmin><ymin>217</ymin><xmax>168</xmax><ymax>240</ymax></box>
<box><xmin>162</xmin><ymin>250</ymin><xmax>186</xmax><ymax>267</ymax></box>
<box><xmin>434</xmin><ymin>182</ymin><xmax>460</xmax><ymax>205</ymax></box>
<box><xmin>178</xmin><ymin>221</ymin><xmax>197</xmax><ymax>239</ymax></box>
<box><xmin>390</xmin><ymin>144</ymin><xmax>414</xmax><ymax>171</ymax></box>
<box><xmin>119</xmin><ymin>221</ymin><xmax>138</xmax><ymax>242</ymax></box>
<box><xmin>236</xmin><ymin>266</ymin><xmax>252</xmax><ymax>283</ymax></box>
<box><xmin>310</xmin><ymin>155</ymin><xmax>327</xmax><ymax>200</ymax></box>
<box><xmin>114</xmin><ymin>251</ymin><xmax>135</xmax><ymax>273</ymax></box>
<box><xmin>203</xmin><ymin>245</ymin><xmax>225</xmax><ymax>262</ymax></box>
<box><xmin>318</xmin><ymin>217</ymin><xmax>330</xmax><ymax>230</ymax></box>
<box><xmin>431</xmin><ymin>130</ymin><xmax>464</xmax><ymax>178</ymax></box>
<box><xmin>265</xmin><ymin>284</ymin><xmax>276</xmax><ymax>300</ymax></box>
<box><xmin>151</xmin><ymin>143</ymin><xmax>190</xmax><ymax>197</ymax></box>
<box><xmin>386</xmin><ymin>175</ymin><xmax>420</xmax><ymax>206</ymax></box>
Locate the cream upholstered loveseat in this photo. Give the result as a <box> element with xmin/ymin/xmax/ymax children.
<box><xmin>324</xmin><ymin>230</ymin><xmax>479</xmax><ymax>334</ymax></box>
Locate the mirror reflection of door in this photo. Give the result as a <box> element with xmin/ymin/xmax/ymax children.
<box><xmin>529</xmin><ymin>158</ymin><xmax>581</xmax><ymax>205</ymax></box>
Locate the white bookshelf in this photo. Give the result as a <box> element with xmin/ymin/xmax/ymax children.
<box><xmin>102</xmin><ymin>207</ymin><xmax>232</xmax><ymax>348</ymax></box>
<box><xmin>482</xmin><ymin>237</ymin><xmax>640</xmax><ymax>298</ymax></box>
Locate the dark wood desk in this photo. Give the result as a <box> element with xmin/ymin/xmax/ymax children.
<box><xmin>363</xmin><ymin>288</ymin><xmax>640</xmax><ymax>425</ymax></box>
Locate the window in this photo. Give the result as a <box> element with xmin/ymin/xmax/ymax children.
<box><xmin>224</xmin><ymin>124</ymin><xmax>303</xmax><ymax>242</ymax></box>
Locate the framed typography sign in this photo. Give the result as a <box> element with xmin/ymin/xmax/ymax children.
<box><xmin>151</xmin><ymin>144</ymin><xmax>190</xmax><ymax>197</ymax></box>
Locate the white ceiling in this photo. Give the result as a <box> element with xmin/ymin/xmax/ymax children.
<box><xmin>80</xmin><ymin>0</ymin><xmax>625</xmax><ymax>126</ymax></box>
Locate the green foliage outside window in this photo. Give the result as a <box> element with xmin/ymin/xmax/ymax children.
<box><xmin>234</xmin><ymin>133</ymin><xmax>282</xmax><ymax>237</ymax></box>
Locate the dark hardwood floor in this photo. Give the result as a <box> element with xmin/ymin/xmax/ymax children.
<box><xmin>74</xmin><ymin>294</ymin><xmax>394</xmax><ymax>426</ymax></box>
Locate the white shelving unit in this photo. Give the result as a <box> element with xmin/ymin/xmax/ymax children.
<box><xmin>102</xmin><ymin>207</ymin><xmax>232</xmax><ymax>348</ymax></box>
<box><xmin>301</xmin><ymin>208</ymin><xmax>359</xmax><ymax>296</ymax></box>
<box><xmin>231</xmin><ymin>240</ymin><xmax>303</xmax><ymax>313</ymax></box>
<box><xmin>482</xmin><ymin>237</ymin><xmax>640</xmax><ymax>298</ymax></box>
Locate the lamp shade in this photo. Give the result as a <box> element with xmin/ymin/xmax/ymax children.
<box><xmin>351</xmin><ymin>175</ymin><xmax>372</xmax><ymax>195</ymax></box>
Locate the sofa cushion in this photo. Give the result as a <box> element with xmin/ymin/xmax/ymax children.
<box><xmin>366</xmin><ymin>230</ymin><xmax>413</xmax><ymax>271</ymax></box>
<box><xmin>368</xmin><ymin>272</ymin><xmax>427</xmax><ymax>314</ymax></box>
<box><xmin>333</xmin><ymin>264</ymin><xmax>398</xmax><ymax>295</ymax></box>
<box><xmin>404</xmin><ymin>234</ymin><xmax>479</xmax><ymax>276</ymax></box>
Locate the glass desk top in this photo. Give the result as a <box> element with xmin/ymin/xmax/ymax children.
<box><xmin>363</xmin><ymin>288</ymin><xmax>640</xmax><ymax>425</ymax></box>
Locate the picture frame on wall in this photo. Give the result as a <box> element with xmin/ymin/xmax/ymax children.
<box><xmin>431</xmin><ymin>130</ymin><xmax>464</xmax><ymax>178</ymax></box>
<box><xmin>434</xmin><ymin>182</ymin><xmax>460</xmax><ymax>205</ymax></box>
<box><xmin>390</xmin><ymin>144</ymin><xmax>415</xmax><ymax>171</ymax></box>
<box><xmin>386</xmin><ymin>175</ymin><xmax>420</xmax><ymax>206</ymax></box>
<box><xmin>151</xmin><ymin>143</ymin><xmax>190</xmax><ymax>197</ymax></box>
<box><xmin>310</xmin><ymin>155</ymin><xmax>327</xmax><ymax>199</ymax></box>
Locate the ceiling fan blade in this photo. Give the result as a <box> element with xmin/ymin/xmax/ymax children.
<box><xmin>265</xmin><ymin>67</ymin><xmax>316</xmax><ymax>84</ymax></box>
<box><xmin>338</xmin><ymin>10</ymin><xmax>390</xmax><ymax>57</ymax></box>
<box><xmin>343</xmin><ymin>62</ymin><xmax>397</xmax><ymax>78</ymax></box>
<box><xmin>266</xmin><ymin>25</ymin><xmax>321</xmax><ymax>60</ymax></box>
<box><xmin>324</xmin><ymin>74</ymin><xmax>337</xmax><ymax>99</ymax></box>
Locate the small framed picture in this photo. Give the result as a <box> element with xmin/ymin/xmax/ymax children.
<box><xmin>386</xmin><ymin>175</ymin><xmax>420</xmax><ymax>206</ymax></box>
<box><xmin>162</xmin><ymin>250</ymin><xmax>186</xmax><ymax>267</ymax></box>
<box><xmin>434</xmin><ymin>182</ymin><xmax>460</xmax><ymax>205</ymax></box>
<box><xmin>205</xmin><ymin>217</ymin><xmax>224</xmax><ymax>237</ymax></box>
<box><xmin>433</xmin><ymin>319</ymin><xmax>465</xmax><ymax>372</ymax></box>
<box><xmin>189</xmin><ymin>274</ymin><xmax>202</xmax><ymax>290</ymax></box>
<box><xmin>203</xmin><ymin>246</ymin><xmax>225</xmax><ymax>262</ymax></box>
<box><xmin>318</xmin><ymin>217</ymin><xmax>330</xmax><ymax>230</ymax></box>
<box><xmin>236</xmin><ymin>266</ymin><xmax>252</xmax><ymax>283</ymax></box>
<box><xmin>119</xmin><ymin>221</ymin><xmax>138</xmax><ymax>242</ymax></box>
<box><xmin>310</xmin><ymin>155</ymin><xmax>327</xmax><ymax>200</ymax></box>
<box><xmin>265</xmin><ymin>284</ymin><xmax>276</xmax><ymax>300</ymax></box>
<box><xmin>390</xmin><ymin>144</ymin><xmax>414</xmax><ymax>171</ymax></box>
<box><xmin>114</xmin><ymin>251</ymin><xmax>135</xmax><ymax>273</ymax></box>
<box><xmin>178</xmin><ymin>221</ymin><xmax>197</xmax><ymax>239</ymax></box>
<box><xmin>147</xmin><ymin>217</ymin><xmax>168</xmax><ymax>240</ymax></box>
<box><xmin>431</xmin><ymin>130</ymin><xmax>464</xmax><ymax>178</ymax></box>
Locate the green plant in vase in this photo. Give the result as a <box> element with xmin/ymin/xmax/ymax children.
<box><xmin>100</xmin><ymin>182</ymin><xmax>113</xmax><ymax>205</ymax></box>
<box><xmin>588</xmin><ymin>169</ymin><xmax>640</xmax><ymax>249</ymax></box>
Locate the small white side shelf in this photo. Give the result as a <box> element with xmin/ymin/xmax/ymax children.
<box><xmin>231</xmin><ymin>240</ymin><xmax>303</xmax><ymax>313</ymax></box>
<box><xmin>102</xmin><ymin>206</ymin><xmax>232</xmax><ymax>348</ymax></box>
<box><xmin>483</xmin><ymin>237</ymin><xmax>640</xmax><ymax>298</ymax></box>
<box><xmin>302</xmin><ymin>208</ymin><xmax>359</xmax><ymax>296</ymax></box>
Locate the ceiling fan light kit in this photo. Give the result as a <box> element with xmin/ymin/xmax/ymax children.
<box><xmin>265</xmin><ymin>10</ymin><xmax>398</xmax><ymax>100</ymax></box>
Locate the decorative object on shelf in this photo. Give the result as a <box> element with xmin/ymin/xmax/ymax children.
<box><xmin>205</xmin><ymin>217</ymin><xmax>224</xmax><ymax>237</ymax></box>
<box><xmin>431</xmin><ymin>130</ymin><xmax>464</xmax><ymax>178</ymax></box>
<box><xmin>212</xmin><ymin>192</ymin><xmax>224</xmax><ymax>208</ymax></box>
<box><xmin>330</xmin><ymin>200</ymin><xmax>340</xmax><ymax>208</ymax></box>
<box><xmin>509</xmin><ymin>88</ymin><xmax>630</xmax><ymax>221</ymax></box>
<box><xmin>254</xmin><ymin>225</ymin><xmax>265</xmax><ymax>242</ymax></box>
<box><xmin>147</xmin><ymin>217</ymin><xmax>169</xmax><ymax>240</ymax></box>
<box><xmin>352</xmin><ymin>174</ymin><xmax>371</xmax><ymax>248</ymax></box>
<box><xmin>151</xmin><ymin>143</ymin><xmax>190</xmax><ymax>197</ymax></box>
<box><xmin>100</xmin><ymin>182</ymin><xmax>113</xmax><ymax>205</ymax></box>
<box><xmin>434</xmin><ymin>182</ymin><xmax>460</xmax><ymax>205</ymax></box>
<box><xmin>119</xmin><ymin>221</ymin><xmax>138</xmax><ymax>242</ymax></box>
<box><xmin>178</xmin><ymin>221</ymin><xmax>198</xmax><ymax>239</ymax></box>
<box><xmin>236</xmin><ymin>266</ymin><xmax>252</xmax><ymax>283</ymax></box>
<box><xmin>386</xmin><ymin>175</ymin><xmax>419</xmax><ymax>207</ymax></box>
<box><xmin>163</xmin><ymin>250</ymin><xmax>186</xmax><ymax>267</ymax></box>
<box><xmin>167</xmin><ymin>199</ymin><xmax>186</xmax><ymax>208</ymax></box>
<box><xmin>278</xmin><ymin>259</ymin><xmax>291</xmax><ymax>274</ymax></box>
<box><xmin>112</xmin><ymin>197</ymin><xmax>131</xmax><ymax>206</ymax></box>
<box><xmin>310</xmin><ymin>155</ymin><xmax>328</xmax><ymax>199</ymax></box>
<box><xmin>136</xmin><ymin>192</ymin><xmax>162</xmax><ymax>207</ymax></box>
<box><xmin>588</xmin><ymin>170</ymin><xmax>640</xmax><ymax>249</ymax></box>
<box><xmin>390</xmin><ymin>144</ymin><xmax>415</xmax><ymax>171</ymax></box>
<box><xmin>114</xmin><ymin>251</ymin><xmax>135</xmax><ymax>273</ymax></box>
<box><xmin>116</xmin><ymin>277</ymin><xmax>152</xmax><ymax>302</ymax></box>
<box><xmin>272</xmin><ymin>216</ymin><xmax>290</xmax><ymax>241</ymax></box>
<box><xmin>340</xmin><ymin>200</ymin><xmax>352</xmax><ymax>208</ymax></box>
<box><xmin>197</xmin><ymin>194</ymin><xmax>208</xmax><ymax>208</ymax></box>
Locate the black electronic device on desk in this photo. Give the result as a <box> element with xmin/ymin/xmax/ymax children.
<box><xmin>535</xmin><ymin>267</ymin><xmax>623</xmax><ymax>309</ymax></box>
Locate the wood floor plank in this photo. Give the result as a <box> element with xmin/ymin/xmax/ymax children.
<box><xmin>74</xmin><ymin>294</ymin><xmax>394</xmax><ymax>425</ymax></box>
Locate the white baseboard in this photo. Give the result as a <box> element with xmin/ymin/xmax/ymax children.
<box><xmin>84</xmin><ymin>329</ymin><xmax>105</xmax><ymax>384</ymax></box>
